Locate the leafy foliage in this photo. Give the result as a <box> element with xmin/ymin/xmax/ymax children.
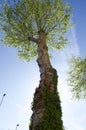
<box><xmin>0</xmin><ymin>0</ymin><xmax>72</xmax><ymax>61</ymax></box>
<box><xmin>68</xmin><ymin>57</ymin><xmax>86</xmax><ymax>99</ymax></box>
<box><xmin>38</xmin><ymin>88</ymin><xmax>64</xmax><ymax>130</ymax></box>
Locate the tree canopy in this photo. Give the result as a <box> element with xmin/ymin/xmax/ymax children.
<box><xmin>0</xmin><ymin>0</ymin><xmax>72</xmax><ymax>61</ymax></box>
<box><xmin>68</xmin><ymin>57</ymin><xmax>86</xmax><ymax>99</ymax></box>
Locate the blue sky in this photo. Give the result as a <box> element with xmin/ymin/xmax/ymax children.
<box><xmin>0</xmin><ymin>0</ymin><xmax>86</xmax><ymax>130</ymax></box>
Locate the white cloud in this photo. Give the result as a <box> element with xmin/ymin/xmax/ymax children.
<box><xmin>62</xmin><ymin>27</ymin><xmax>80</xmax><ymax>60</ymax></box>
<box><xmin>69</xmin><ymin>122</ymin><xmax>84</xmax><ymax>130</ymax></box>
<box><xmin>69</xmin><ymin>28</ymin><xmax>80</xmax><ymax>56</ymax></box>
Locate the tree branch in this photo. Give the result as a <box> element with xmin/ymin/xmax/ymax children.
<box><xmin>28</xmin><ymin>36</ymin><xmax>39</xmax><ymax>43</ymax></box>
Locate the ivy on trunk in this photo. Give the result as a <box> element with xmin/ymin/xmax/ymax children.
<box><xmin>30</xmin><ymin>68</ymin><xmax>64</xmax><ymax>130</ymax></box>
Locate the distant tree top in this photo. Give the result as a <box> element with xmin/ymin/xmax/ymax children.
<box><xmin>68</xmin><ymin>57</ymin><xmax>86</xmax><ymax>100</ymax></box>
<box><xmin>0</xmin><ymin>0</ymin><xmax>72</xmax><ymax>61</ymax></box>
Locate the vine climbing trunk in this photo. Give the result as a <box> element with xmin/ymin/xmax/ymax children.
<box><xmin>29</xmin><ymin>31</ymin><xmax>64</xmax><ymax>130</ymax></box>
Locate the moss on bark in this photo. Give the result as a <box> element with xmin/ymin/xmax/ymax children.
<box><xmin>29</xmin><ymin>68</ymin><xmax>64</xmax><ymax>130</ymax></box>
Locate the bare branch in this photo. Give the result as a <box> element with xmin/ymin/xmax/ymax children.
<box><xmin>28</xmin><ymin>36</ymin><xmax>39</xmax><ymax>43</ymax></box>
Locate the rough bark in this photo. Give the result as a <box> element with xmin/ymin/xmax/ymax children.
<box><xmin>29</xmin><ymin>31</ymin><xmax>64</xmax><ymax>130</ymax></box>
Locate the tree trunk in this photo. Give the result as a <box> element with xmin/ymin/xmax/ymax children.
<box><xmin>29</xmin><ymin>31</ymin><xmax>64</xmax><ymax>130</ymax></box>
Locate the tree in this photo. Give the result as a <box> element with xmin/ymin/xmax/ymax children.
<box><xmin>0</xmin><ymin>0</ymin><xmax>72</xmax><ymax>130</ymax></box>
<box><xmin>68</xmin><ymin>57</ymin><xmax>86</xmax><ymax>100</ymax></box>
